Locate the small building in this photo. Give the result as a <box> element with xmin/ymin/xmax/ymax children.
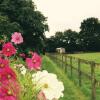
<box><xmin>56</xmin><ymin>47</ymin><xmax>65</xmax><ymax>53</ymax></box>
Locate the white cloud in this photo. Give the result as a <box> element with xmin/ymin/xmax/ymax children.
<box><xmin>33</xmin><ymin>0</ymin><xmax>100</xmax><ymax>37</ymax></box>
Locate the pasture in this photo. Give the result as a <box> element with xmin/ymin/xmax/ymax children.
<box><xmin>69</xmin><ymin>52</ymin><xmax>100</xmax><ymax>63</ymax></box>
<box><xmin>42</xmin><ymin>56</ymin><xmax>87</xmax><ymax>100</ymax></box>
<box><xmin>47</xmin><ymin>53</ymin><xmax>100</xmax><ymax>100</ymax></box>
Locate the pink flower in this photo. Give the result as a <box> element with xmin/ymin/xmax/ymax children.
<box><xmin>3</xmin><ymin>96</ymin><xmax>16</xmax><ymax>100</ymax></box>
<box><xmin>0</xmin><ymin>67</ymin><xmax>16</xmax><ymax>81</ymax></box>
<box><xmin>0</xmin><ymin>87</ymin><xmax>17</xmax><ymax>100</ymax></box>
<box><xmin>0</xmin><ymin>58</ymin><xmax>9</xmax><ymax>71</ymax></box>
<box><xmin>11</xmin><ymin>32</ymin><xmax>23</xmax><ymax>44</ymax></box>
<box><xmin>37</xmin><ymin>91</ymin><xmax>46</xmax><ymax>100</ymax></box>
<box><xmin>2</xmin><ymin>42</ymin><xmax>16</xmax><ymax>57</ymax></box>
<box><xmin>32</xmin><ymin>52</ymin><xmax>42</xmax><ymax>67</ymax></box>
<box><xmin>26</xmin><ymin>52</ymin><xmax>42</xmax><ymax>70</ymax></box>
<box><xmin>0</xmin><ymin>79</ymin><xmax>20</xmax><ymax>100</ymax></box>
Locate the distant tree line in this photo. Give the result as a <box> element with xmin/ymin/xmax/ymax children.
<box><xmin>46</xmin><ymin>17</ymin><xmax>100</xmax><ymax>52</ymax></box>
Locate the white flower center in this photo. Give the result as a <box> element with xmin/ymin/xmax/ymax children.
<box><xmin>43</xmin><ymin>83</ymin><xmax>49</xmax><ymax>89</ymax></box>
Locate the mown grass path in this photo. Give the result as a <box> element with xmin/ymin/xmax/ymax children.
<box><xmin>42</xmin><ymin>56</ymin><xmax>88</xmax><ymax>100</ymax></box>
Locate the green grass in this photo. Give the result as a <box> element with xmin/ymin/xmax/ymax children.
<box><xmin>42</xmin><ymin>56</ymin><xmax>88</xmax><ymax>100</ymax></box>
<box><xmin>69</xmin><ymin>52</ymin><xmax>100</xmax><ymax>63</ymax></box>
<box><xmin>68</xmin><ymin>53</ymin><xmax>100</xmax><ymax>100</ymax></box>
<box><xmin>52</xmin><ymin>53</ymin><xmax>100</xmax><ymax>100</ymax></box>
<box><xmin>10</xmin><ymin>58</ymin><xmax>36</xmax><ymax>100</ymax></box>
<box><xmin>67</xmin><ymin>52</ymin><xmax>100</xmax><ymax>80</ymax></box>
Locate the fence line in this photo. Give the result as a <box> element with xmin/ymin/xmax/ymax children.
<box><xmin>46</xmin><ymin>53</ymin><xmax>100</xmax><ymax>100</ymax></box>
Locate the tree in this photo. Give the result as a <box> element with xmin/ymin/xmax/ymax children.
<box><xmin>46</xmin><ymin>29</ymin><xmax>79</xmax><ymax>52</ymax></box>
<box><xmin>0</xmin><ymin>15</ymin><xmax>22</xmax><ymax>38</ymax></box>
<box><xmin>63</xmin><ymin>29</ymin><xmax>79</xmax><ymax>52</ymax></box>
<box><xmin>54</xmin><ymin>31</ymin><xmax>64</xmax><ymax>48</ymax></box>
<box><xmin>45</xmin><ymin>36</ymin><xmax>57</xmax><ymax>52</ymax></box>
<box><xmin>0</xmin><ymin>0</ymin><xmax>48</xmax><ymax>52</ymax></box>
<box><xmin>79</xmin><ymin>17</ymin><xmax>100</xmax><ymax>51</ymax></box>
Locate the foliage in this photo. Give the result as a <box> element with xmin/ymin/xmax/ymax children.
<box><xmin>0</xmin><ymin>15</ymin><xmax>22</xmax><ymax>38</ymax></box>
<box><xmin>0</xmin><ymin>0</ymin><xmax>48</xmax><ymax>52</ymax></box>
<box><xmin>79</xmin><ymin>17</ymin><xmax>100</xmax><ymax>51</ymax></box>
<box><xmin>46</xmin><ymin>36</ymin><xmax>57</xmax><ymax>52</ymax></box>
<box><xmin>46</xmin><ymin>29</ymin><xmax>79</xmax><ymax>52</ymax></box>
<box><xmin>46</xmin><ymin>17</ymin><xmax>100</xmax><ymax>52</ymax></box>
<box><xmin>63</xmin><ymin>29</ymin><xmax>79</xmax><ymax>51</ymax></box>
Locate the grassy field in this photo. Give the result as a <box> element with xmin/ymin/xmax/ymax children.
<box><xmin>49</xmin><ymin>53</ymin><xmax>100</xmax><ymax>100</ymax></box>
<box><xmin>68</xmin><ymin>53</ymin><xmax>100</xmax><ymax>80</ymax></box>
<box><xmin>69</xmin><ymin>53</ymin><xmax>100</xmax><ymax>99</ymax></box>
<box><xmin>69</xmin><ymin>52</ymin><xmax>100</xmax><ymax>63</ymax></box>
<box><xmin>42</xmin><ymin>56</ymin><xmax>88</xmax><ymax>100</ymax></box>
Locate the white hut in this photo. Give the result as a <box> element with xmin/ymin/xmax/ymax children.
<box><xmin>56</xmin><ymin>47</ymin><xmax>65</xmax><ymax>53</ymax></box>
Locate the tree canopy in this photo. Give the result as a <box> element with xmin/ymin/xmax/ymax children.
<box><xmin>46</xmin><ymin>29</ymin><xmax>79</xmax><ymax>52</ymax></box>
<box><xmin>46</xmin><ymin>17</ymin><xmax>100</xmax><ymax>52</ymax></box>
<box><xmin>0</xmin><ymin>0</ymin><xmax>48</xmax><ymax>53</ymax></box>
<box><xmin>79</xmin><ymin>17</ymin><xmax>100</xmax><ymax>51</ymax></box>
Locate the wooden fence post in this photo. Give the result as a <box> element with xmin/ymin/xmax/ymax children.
<box><xmin>55</xmin><ymin>53</ymin><xmax>57</xmax><ymax>63</ymax></box>
<box><xmin>78</xmin><ymin>59</ymin><xmax>82</xmax><ymax>86</ymax></box>
<box><xmin>70</xmin><ymin>56</ymin><xmax>72</xmax><ymax>77</ymax></box>
<box><xmin>60</xmin><ymin>54</ymin><xmax>62</xmax><ymax>67</ymax></box>
<box><xmin>91</xmin><ymin>62</ymin><xmax>96</xmax><ymax>100</ymax></box>
<box><xmin>65</xmin><ymin>56</ymin><xmax>67</xmax><ymax>72</ymax></box>
<box><xmin>61</xmin><ymin>54</ymin><xmax>63</xmax><ymax>68</ymax></box>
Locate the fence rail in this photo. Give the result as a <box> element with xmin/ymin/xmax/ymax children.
<box><xmin>46</xmin><ymin>53</ymin><xmax>100</xmax><ymax>100</ymax></box>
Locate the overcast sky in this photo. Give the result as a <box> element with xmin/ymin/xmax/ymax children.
<box><xmin>34</xmin><ymin>0</ymin><xmax>100</xmax><ymax>37</ymax></box>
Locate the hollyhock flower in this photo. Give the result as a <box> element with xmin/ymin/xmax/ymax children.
<box><xmin>0</xmin><ymin>67</ymin><xmax>16</xmax><ymax>81</ymax></box>
<box><xmin>26</xmin><ymin>58</ymin><xmax>40</xmax><ymax>70</ymax></box>
<box><xmin>32</xmin><ymin>52</ymin><xmax>41</xmax><ymax>61</ymax></box>
<box><xmin>4</xmin><ymin>67</ymin><xmax>16</xmax><ymax>80</ymax></box>
<box><xmin>0</xmin><ymin>58</ymin><xmax>9</xmax><ymax>71</ymax></box>
<box><xmin>26</xmin><ymin>52</ymin><xmax>42</xmax><ymax>70</ymax></box>
<box><xmin>11</xmin><ymin>32</ymin><xmax>23</xmax><ymax>44</ymax></box>
<box><xmin>0</xmin><ymin>79</ymin><xmax>20</xmax><ymax>100</ymax></box>
<box><xmin>37</xmin><ymin>91</ymin><xmax>46</xmax><ymax>100</ymax></box>
<box><xmin>32</xmin><ymin>70</ymin><xmax>64</xmax><ymax>100</ymax></box>
<box><xmin>3</xmin><ymin>96</ymin><xmax>16</xmax><ymax>100</ymax></box>
<box><xmin>2</xmin><ymin>42</ymin><xmax>16</xmax><ymax>57</ymax></box>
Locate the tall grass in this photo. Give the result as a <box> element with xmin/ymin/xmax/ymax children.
<box><xmin>42</xmin><ymin>56</ymin><xmax>87</xmax><ymax>100</ymax></box>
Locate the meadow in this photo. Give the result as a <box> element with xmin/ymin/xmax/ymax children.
<box><xmin>68</xmin><ymin>53</ymin><xmax>100</xmax><ymax>100</ymax></box>
<box><xmin>47</xmin><ymin>53</ymin><xmax>100</xmax><ymax>100</ymax></box>
<box><xmin>69</xmin><ymin>52</ymin><xmax>100</xmax><ymax>63</ymax></box>
<box><xmin>42</xmin><ymin>56</ymin><xmax>87</xmax><ymax>100</ymax></box>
